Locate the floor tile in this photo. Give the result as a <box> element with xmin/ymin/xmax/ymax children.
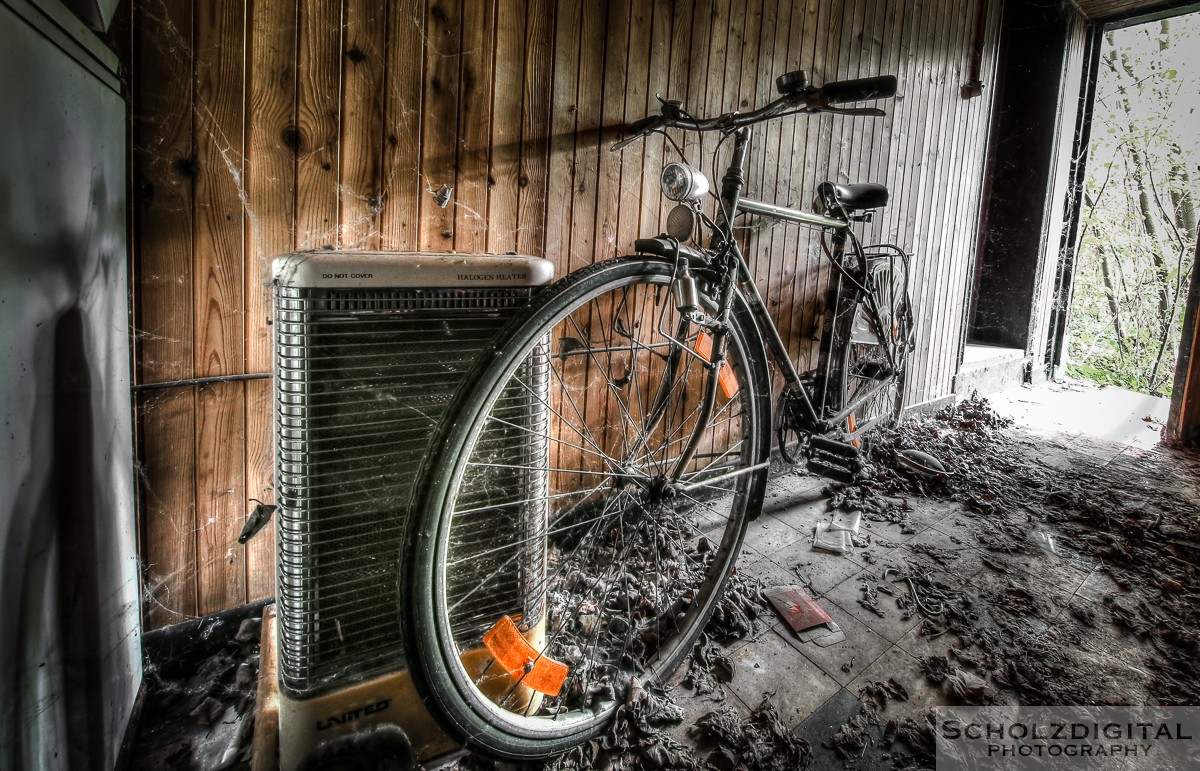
<box><xmin>819</xmin><ymin>569</ymin><xmax>925</xmax><ymax>644</ymax></box>
<box><xmin>759</xmin><ymin>481</ymin><xmax>827</xmax><ymax>522</ymax></box>
<box><xmin>900</xmin><ymin>527</ymin><xmax>986</xmax><ymax>581</ymax></box>
<box><xmin>858</xmin><ymin>516</ymin><xmax>923</xmax><ymax>544</ymax></box>
<box><xmin>965</xmin><ymin>567</ymin><xmax>1074</xmax><ymax>622</ymax></box>
<box><xmin>741</xmin><ymin>511</ymin><xmax>808</xmax><ymax>558</ymax></box>
<box><xmin>793</xmin><ymin>688</ymin><xmax>893</xmax><ymax>771</ymax></box>
<box><xmin>905</xmin><ymin>498</ymin><xmax>964</xmax><ymax>531</ymax></box>
<box><xmin>1072</xmin><ymin>566</ymin><xmax>1131</xmax><ymax>604</ymax></box>
<box><xmin>724</xmin><ymin>627</ymin><xmax>842</xmax><ymax>730</ymax></box>
<box><xmin>735</xmin><ymin>551</ymin><xmax>799</xmax><ymax>588</ymax></box>
<box><xmin>775</xmin><ymin>593</ymin><xmax>892</xmax><ymax>686</ymax></box>
<box><xmin>663</xmin><ymin>664</ymin><xmax>746</xmax><ymax>753</ymax></box>
<box><xmin>846</xmin><ymin>644</ymin><xmax>943</xmax><ymax>724</ymax></box>
<box><xmin>777</xmin><ymin>547</ymin><xmax>864</xmax><ymax>596</ymax></box>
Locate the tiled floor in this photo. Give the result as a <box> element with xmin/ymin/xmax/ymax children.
<box><xmin>666</xmin><ymin>380</ymin><xmax>1181</xmax><ymax>766</ymax></box>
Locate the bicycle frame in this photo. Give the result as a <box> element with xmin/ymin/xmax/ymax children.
<box><xmin>665</xmin><ymin>126</ymin><xmax>899</xmax><ymax>483</ymax></box>
<box><xmin>711</xmin><ymin>129</ymin><xmax>894</xmax><ymax>426</ymax></box>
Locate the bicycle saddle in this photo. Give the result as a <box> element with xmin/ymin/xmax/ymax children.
<box><xmin>818</xmin><ymin>181</ymin><xmax>889</xmax><ymax>211</ymax></box>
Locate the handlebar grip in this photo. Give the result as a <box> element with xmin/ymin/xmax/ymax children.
<box><xmin>611</xmin><ymin>115</ymin><xmax>663</xmax><ymax>151</ymax></box>
<box><xmin>821</xmin><ymin>75</ymin><xmax>897</xmax><ymax>105</ymax></box>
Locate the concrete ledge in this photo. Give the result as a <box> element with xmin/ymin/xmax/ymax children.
<box><xmin>954</xmin><ymin>344</ymin><xmax>1029</xmax><ymax>398</ymax></box>
<box><xmin>901</xmin><ymin>393</ymin><xmax>956</xmax><ymax>419</ymax></box>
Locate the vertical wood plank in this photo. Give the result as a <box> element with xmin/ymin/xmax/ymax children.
<box><xmin>419</xmin><ymin>0</ymin><xmax>463</xmax><ymax>251</ymax></box>
<box><xmin>340</xmin><ymin>0</ymin><xmax>388</xmax><ymax>248</ymax></box>
<box><xmin>454</xmin><ymin>0</ymin><xmax>497</xmax><ymax>253</ymax></box>
<box><xmin>593</xmin><ymin>0</ymin><xmax>630</xmax><ymax>260</ymax></box>
<box><xmin>796</xmin><ymin>0</ymin><xmax>843</xmax><ymax>373</ymax></box>
<box><xmin>924</xmin><ymin>0</ymin><xmax>973</xmax><ymax>400</ymax></box>
<box><xmin>682</xmin><ymin>0</ymin><xmax>714</xmax><ymax>165</ymax></box>
<box><xmin>565</xmin><ymin>1</ymin><xmax>606</xmax><ymax>274</ymax></box>
<box><xmin>192</xmin><ymin>1</ymin><xmax>248</xmax><ymax>615</ymax></box>
<box><xmin>637</xmin><ymin>0</ymin><xmax>673</xmax><ymax>239</ymax></box>
<box><xmin>615</xmin><ymin>0</ymin><xmax>652</xmax><ymax>256</ymax></box>
<box><xmin>760</xmin><ymin>0</ymin><xmax>794</xmax><ymax>380</ymax></box>
<box><xmin>866</xmin><ymin>0</ymin><xmax>906</xmax><ymax>245</ymax></box>
<box><xmin>295</xmin><ymin>1</ymin><xmax>343</xmax><ymax>249</ymax></box>
<box><xmin>134</xmin><ymin>0</ymin><xmax>197</xmax><ymax>628</ymax></box>
<box><xmin>379</xmin><ymin>1</ymin><xmax>425</xmax><ymax>251</ymax></box>
<box><xmin>542</xmin><ymin>0</ymin><xmax>579</xmax><ymax>265</ymax></box>
<box><xmin>909</xmin><ymin>0</ymin><xmax>955</xmax><ymax>402</ymax></box>
<box><xmin>517</xmin><ymin>0</ymin><xmax>555</xmax><ymax>257</ymax></box>
<box><xmin>783</xmin><ymin>0</ymin><xmax>822</xmax><ymax>370</ymax></box>
<box><xmin>887</xmin><ymin>0</ymin><xmax>932</xmax><ymax>404</ymax></box>
<box><xmin>244</xmin><ymin>0</ymin><xmax>298</xmax><ymax>601</ymax></box>
<box><xmin>734</xmin><ymin>0</ymin><xmax>765</xmax><ymax>296</ymax></box>
<box><xmin>486</xmin><ymin>0</ymin><xmax>526</xmax><ymax>253</ymax></box>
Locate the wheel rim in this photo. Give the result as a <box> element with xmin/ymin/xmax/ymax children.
<box><xmin>427</xmin><ymin>268</ymin><xmax>761</xmax><ymax>744</ymax></box>
<box><xmin>839</xmin><ymin>256</ymin><xmax>910</xmax><ymax>429</ymax></box>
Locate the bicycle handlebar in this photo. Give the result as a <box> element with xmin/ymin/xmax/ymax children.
<box><xmin>822</xmin><ymin>75</ymin><xmax>897</xmax><ymax>104</ymax></box>
<box><xmin>611</xmin><ymin>74</ymin><xmax>897</xmax><ymax>151</ymax></box>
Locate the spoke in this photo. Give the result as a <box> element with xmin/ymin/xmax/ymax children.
<box><xmin>446</xmin><ymin>484</ymin><xmax>631</xmax><ymax>630</ymax></box>
<box><xmin>620</xmin><ymin>285</ymin><xmax>684</xmax><ymax>477</ymax></box>
<box><xmin>537</xmin><ymin>494</ymin><xmax>643</xmax><ymax>707</ymax></box>
<box><xmin>679</xmin><ymin>437</ymin><xmax>747</xmax><ymax>484</ymax></box>
<box><xmin>466</xmin><ymin>460</ymin><xmax>647</xmax><ymax>478</ymax></box>
<box><xmin>678</xmin><ymin>458</ymin><xmax>766</xmax><ymax>494</ymax></box>
<box><xmin>566</xmin><ymin>307</ymin><xmax>653</xmax><ymax>465</ymax></box>
<box><xmin>479</xmin><ymin>407</ymin><xmax>622</xmax><ymax>466</ymax></box>
<box><xmin>448</xmin><ymin>483</ymin><xmax>609</xmax><ymax>520</ymax></box>
<box><xmin>539</xmin><ymin>366</ymin><xmax>613</xmax><ymax>466</ymax></box>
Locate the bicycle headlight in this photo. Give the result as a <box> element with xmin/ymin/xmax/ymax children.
<box><xmin>660</xmin><ymin>162</ymin><xmax>710</xmax><ymax>202</ymax></box>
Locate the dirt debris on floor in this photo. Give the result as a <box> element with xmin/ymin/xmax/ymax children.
<box><xmin>131</xmin><ymin>606</ymin><xmax>265</xmax><ymax>770</ymax></box>
<box><xmin>130</xmin><ymin>396</ymin><xmax>1200</xmax><ymax>770</ymax></box>
<box><xmin>841</xmin><ymin>396</ymin><xmax>1200</xmax><ymax>707</ymax></box>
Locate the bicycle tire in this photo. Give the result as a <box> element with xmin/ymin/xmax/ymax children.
<box><xmin>825</xmin><ymin>251</ymin><xmax>913</xmax><ymax>433</ymax></box>
<box><xmin>404</xmin><ymin>257</ymin><xmax>771</xmax><ymax>759</ymax></box>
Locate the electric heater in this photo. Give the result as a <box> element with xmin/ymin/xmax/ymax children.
<box><xmin>271</xmin><ymin>251</ymin><xmax>554</xmax><ymax>768</ymax></box>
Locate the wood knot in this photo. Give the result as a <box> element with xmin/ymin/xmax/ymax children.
<box><xmin>280</xmin><ymin>125</ymin><xmax>301</xmax><ymax>151</ymax></box>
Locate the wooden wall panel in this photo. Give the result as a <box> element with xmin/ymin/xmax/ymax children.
<box><xmin>130</xmin><ymin>0</ymin><xmax>1004</xmax><ymax>625</ymax></box>
<box><xmin>133</xmin><ymin>0</ymin><xmax>196</xmax><ymax>629</ymax></box>
<box><xmin>244</xmin><ymin>0</ymin><xmax>298</xmax><ymax>602</ymax></box>
<box><xmin>379</xmin><ymin>3</ymin><xmax>424</xmax><ymax>251</ymax></box>
<box><xmin>339</xmin><ymin>0</ymin><xmax>388</xmax><ymax>249</ymax></box>
<box><xmin>191</xmin><ymin>2</ymin><xmax>248</xmax><ymax>616</ymax></box>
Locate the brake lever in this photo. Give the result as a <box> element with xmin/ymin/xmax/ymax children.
<box><xmin>611</xmin><ymin>115</ymin><xmax>666</xmax><ymax>152</ymax></box>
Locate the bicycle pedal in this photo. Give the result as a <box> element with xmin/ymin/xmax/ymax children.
<box><xmin>808</xmin><ymin>435</ymin><xmax>860</xmax><ymax>459</ymax></box>
<box><xmin>806</xmin><ymin>457</ymin><xmax>857</xmax><ymax>485</ymax></box>
<box><xmin>805</xmin><ymin>437</ymin><xmax>863</xmax><ymax>484</ymax></box>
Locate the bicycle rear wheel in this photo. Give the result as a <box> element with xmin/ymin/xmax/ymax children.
<box><xmin>404</xmin><ymin>257</ymin><xmax>771</xmax><ymax>759</ymax></box>
<box><xmin>825</xmin><ymin>250</ymin><xmax>912</xmax><ymax>434</ymax></box>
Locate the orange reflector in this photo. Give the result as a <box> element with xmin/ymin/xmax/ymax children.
<box><xmin>482</xmin><ymin>616</ymin><xmax>569</xmax><ymax>697</ymax></box>
<box><xmin>848</xmin><ymin>415</ymin><xmax>861</xmax><ymax>450</ymax></box>
<box><xmin>693</xmin><ymin>332</ymin><xmax>739</xmax><ymax>399</ymax></box>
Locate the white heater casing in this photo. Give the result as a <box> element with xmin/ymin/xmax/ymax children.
<box><xmin>271</xmin><ymin>251</ymin><xmax>554</xmax><ymax>769</ymax></box>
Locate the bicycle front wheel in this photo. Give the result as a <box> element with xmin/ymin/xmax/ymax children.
<box><xmin>405</xmin><ymin>257</ymin><xmax>770</xmax><ymax>759</ymax></box>
<box><xmin>825</xmin><ymin>250</ymin><xmax>913</xmax><ymax>434</ymax></box>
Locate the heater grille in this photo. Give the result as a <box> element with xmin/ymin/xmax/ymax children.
<box><xmin>274</xmin><ymin>283</ymin><xmax>548</xmax><ymax>697</ymax></box>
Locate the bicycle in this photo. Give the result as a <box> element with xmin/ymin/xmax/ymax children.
<box><xmin>402</xmin><ymin>70</ymin><xmax>913</xmax><ymax>759</ymax></box>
